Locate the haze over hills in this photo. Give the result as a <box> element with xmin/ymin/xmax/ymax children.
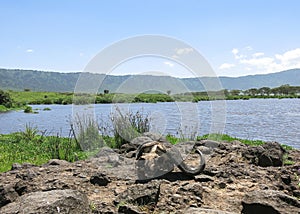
<box><xmin>0</xmin><ymin>68</ymin><xmax>299</xmax><ymax>93</ymax></box>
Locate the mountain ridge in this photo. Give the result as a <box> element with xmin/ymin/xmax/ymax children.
<box><xmin>0</xmin><ymin>68</ymin><xmax>299</xmax><ymax>93</ymax></box>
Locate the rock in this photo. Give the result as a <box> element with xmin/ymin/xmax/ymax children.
<box><xmin>194</xmin><ymin>174</ymin><xmax>215</xmax><ymax>182</ymax></box>
<box><xmin>218</xmin><ymin>182</ymin><xmax>227</xmax><ymax>189</ymax></box>
<box><xmin>94</xmin><ymin>147</ymin><xmax>120</xmax><ymax>167</ymax></box>
<box><xmin>242</xmin><ymin>142</ymin><xmax>285</xmax><ymax>167</ymax></box>
<box><xmin>0</xmin><ymin>185</ymin><xmax>18</xmax><ymax>208</ymax></box>
<box><xmin>118</xmin><ymin>204</ymin><xmax>147</xmax><ymax>214</ymax></box>
<box><xmin>90</xmin><ymin>173</ymin><xmax>110</xmax><ymax>186</ymax></box>
<box><xmin>14</xmin><ymin>180</ymin><xmax>28</xmax><ymax>196</ymax></box>
<box><xmin>258</xmin><ymin>142</ymin><xmax>285</xmax><ymax>167</ymax></box>
<box><xmin>242</xmin><ymin>190</ymin><xmax>300</xmax><ymax>214</ymax></box>
<box><xmin>11</xmin><ymin>163</ymin><xmax>22</xmax><ymax>171</ymax></box>
<box><xmin>196</xmin><ymin>140</ymin><xmax>220</xmax><ymax>149</ymax></box>
<box><xmin>281</xmin><ymin>174</ymin><xmax>291</xmax><ymax>185</ymax></box>
<box><xmin>45</xmin><ymin>159</ymin><xmax>70</xmax><ymax>166</ymax></box>
<box><xmin>125</xmin><ymin>150</ymin><xmax>136</xmax><ymax>158</ymax></box>
<box><xmin>1</xmin><ymin>134</ymin><xmax>300</xmax><ymax>213</ymax></box>
<box><xmin>293</xmin><ymin>190</ymin><xmax>300</xmax><ymax>198</ymax></box>
<box><xmin>120</xmin><ymin>143</ymin><xmax>138</xmax><ymax>154</ymax></box>
<box><xmin>186</xmin><ymin>208</ymin><xmax>235</xmax><ymax>214</ymax></box>
<box><xmin>11</xmin><ymin>162</ymin><xmax>35</xmax><ymax>170</ymax></box>
<box><xmin>0</xmin><ymin>189</ymin><xmax>91</xmax><ymax>214</ymax></box>
<box><xmin>16</xmin><ymin>170</ymin><xmax>37</xmax><ymax>181</ymax></box>
<box><xmin>115</xmin><ymin>180</ymin><xmax>160</xmax><ymax>206</ymax></box>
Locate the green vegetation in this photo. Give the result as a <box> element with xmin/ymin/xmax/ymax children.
<box><xmin>0</xmin><ymin>83</ymin><xmax>300</xmax><ymax>112</ymax></box>
<box><xmin>110</xmin><ymin>109</ymin><xmax>150</xmax><ymax>148</ymax></box>
<box><xmin>0</xmin><ymin>128</ymin><xmax>297</xmax><ymax>173</ymax></box>
<box><xmin>0</xmin><ymin>125</ymin><xmax>86</xmax><ymax>172</ymax></box>
<box><xmin>24</xmin><ymin>106</ymin><xmax>33</xmax><ymax>113</ymax></box>
<box><xmin>197</xmin><ymin>133</ymin><xmax>266</xmax><ymax>146</ymax></box>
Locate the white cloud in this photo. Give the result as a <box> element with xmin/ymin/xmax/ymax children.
<box><xmin>232</xmin><ymin>48</ymin><xmax>246</xmax><ymax>59</ymax></box>
<box><xmin>164</xmin><ymin>61</ymin><xmax>174</xmax><ymax>67</ymax></box>
<box><xmin>275</xmin><ymin>48</ymin><xmax>300</xmax><ymax>65</ymax></box>
<box><xmin>252</xmin><ymin>52</ymin><xmax>264</xmax><ymax>57</ymax></box>
<box><xmin>219</xmin><ymin>47</ymin><xmax>300</xmax><ymax>76</ymax></box>
<box><xmin>240</xmin><ymin>57</ymin><xmax>275</xmax><ymax>69</ymax></box>
<box><xmin>175</xmin><ymin>47</ymin><xmax>193</xmax><ymax>55</ymax></box>
<box><xmin>232</xmin><ymin>47</ymin><xmax>300</xmax><ymax>74</ymax></box>
<box><xmin>26</xmin><ymin>49</ymin><xmax>34</xmax><ymax>53</ymax></box>
<box><xmin>232</xmin><ymin>48</ymin><xmax>239</xmax><ymax>55</ymax></box>
<box><xmin>219</xmin><ymin>63</ymin><xmax>235</xmax><ymax>70</ymax></box>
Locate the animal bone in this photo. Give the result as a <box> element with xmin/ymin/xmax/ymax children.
<box><xmin>136</xmin><ymin>140</ymin><xmax>206</xmax><ymax>180</ymax></box>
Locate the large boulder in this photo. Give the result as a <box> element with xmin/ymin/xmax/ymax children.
<box><xmin>0</xmin><ymin>189</ymin><xmax>91</xmax><ymax>214</ymax></box>
<box><xmin>258</xmin><ymin>142</ymin><xmax>285</xmax><ymax>167</ymax></box>
<box><xmin>242</xmin><ymin>190</ymin><xmax>300</xmax><ymax>214</ymax></box>
<box><xmin>242</xmin><ymin>142</ymin><xmax>285</xmax><ymax>167</ymax></box>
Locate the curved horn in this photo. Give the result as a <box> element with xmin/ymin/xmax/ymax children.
<box><xmin>177</xmin><ymin>148</ymin><xmax>206</xmax><ymax>176</ymax></box>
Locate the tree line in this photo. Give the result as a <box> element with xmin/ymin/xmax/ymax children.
<box><xmin>227</xmin><ymin>84</ymin><xmax>300</xmax><ymax>97</ymax></box>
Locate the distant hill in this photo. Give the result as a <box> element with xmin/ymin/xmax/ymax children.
<box><xmin>0</xmin><ymin>68</ymin><xmax>299</xmax><ymax>93</ymax></box>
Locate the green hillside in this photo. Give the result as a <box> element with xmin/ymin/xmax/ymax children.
<box><xmin>0</xmin><ymin>68</ymin><xmax>299</xmax><ymax>92</ymax></box>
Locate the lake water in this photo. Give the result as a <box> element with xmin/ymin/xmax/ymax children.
<box><xmin>0</xmin><ymin>99</ymin><xmax>299</xmax><ymax>149</ymax></box>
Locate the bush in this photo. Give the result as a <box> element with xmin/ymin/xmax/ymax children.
<box><xmin>0</xmin><ymin>90</ymin><xmax>13</xmax><ymax>108</ymax></box>
<box><xmin>24</xmin><ymin>106</ymin><xmax>33</xmax><ymax>113</ymax></box>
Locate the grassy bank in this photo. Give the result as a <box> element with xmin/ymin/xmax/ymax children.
<box><xmin>1</xmin><ymin>128</ymin><xmax>295</xmax><ymax>173</ymax></box>
<box><xmin>0</xmin><ymin>126</ymin><xmax>88</xmax><ymax>172</ymax></box>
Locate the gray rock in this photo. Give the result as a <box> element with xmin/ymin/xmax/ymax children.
<box><xmin>0</xmin><ymin>189</ymin><xmax>91</xmax><ymax>214</ymax></box>
<box><xmin>45</xmin><ymin>159</ymin><xmax>70</xmax><ymax>166</ymax></box>
<box><xmin>194</xmin><ymin>174</ymin><xmax>215</xmax><ymax>182</ymax></box>
<box><xmin>90</xmin><ymin>173</ymin><xmax>110</xmax><ymax>186</ymax></box>
<box><xmin>115</xmin><ymin>180</ymin><xmax>160</xmax><ymax>206</ymax></box>
<box><xmin>0</xmin><ymin>185</ymin><xmax>18</xmax><ymax>208</ymax></box>
<box><xmin>11</xmin><ymin>162</ymin><xmax>35</xmax><ymax>170</ymax></box>
<box><xmin>258</xmin><ymin>142</ymin><xmax>285</xmax><ymax>167</ymax></box>
<box><xmin>242</xmin><ymin>190</ymin><xmax>300</xmax><ymax>214</ymax></box>
<box><xmin>186</xmin><ymin>208</ymin><xmax>236</xmax><ymax>214</ymax></box>
<box><xmin>118</xmin><ymin>204</ymin><xmax>147</xmax><ymax>214</ymax></box>
<box><xmin>196</xmin><ymin>140</ymin><xmax>220</xmax><ymax>149</ymax></box>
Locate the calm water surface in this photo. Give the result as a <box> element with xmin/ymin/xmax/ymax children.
<box><xmin>0</xmin><ymin>99</ymin><xmax>299</xmax><ymax>149</ymax></box>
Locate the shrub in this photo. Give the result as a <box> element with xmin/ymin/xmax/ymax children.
<box><xmin>24</xmin><ymin>106</ymin><xmax>33</xmax><ymax>113</ymax></box>
<box><xmin>0</xmin><ymin>90</ymin><xmax>13</xmax><ymax>108</ymax></box>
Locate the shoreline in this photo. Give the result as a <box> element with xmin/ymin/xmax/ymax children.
<box><xmin>0</xmin><ymin>133</ymin><xmax>299</xmax><ymax>213</ymax></box>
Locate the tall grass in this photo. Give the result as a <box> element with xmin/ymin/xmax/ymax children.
<box><xmin>71</xmin><ymin>115</ymin><xmax>104</xmax><ymax>151</ymax></box>
<box><xmin>0</xmin><ymin>125</ymin><xmax>86</xmax><ymax>172</ymax></box>
<box><xmin>110</xmin><ymin>108</ymin><xmax>150</xmax><ymax>148</ymax></box>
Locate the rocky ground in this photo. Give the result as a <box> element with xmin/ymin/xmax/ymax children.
<box><xmin>0</xmin><ymin>133</ymin><xmax>300</xmax><ymax>214</ymax></box>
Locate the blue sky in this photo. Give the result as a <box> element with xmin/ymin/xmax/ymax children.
<box><xmin>1</xmin><ymin>0</ymin><xmax>300</xmax><ymax>77</ymax></box>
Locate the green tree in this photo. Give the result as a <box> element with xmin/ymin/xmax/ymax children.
<box><xmin>0</xmin><ymin>90</ymin><xmax>13</xmax><ymax>108</ymax></box>
<box><xmin>258</xmin><ymin>87</ymin><xmax>271</xmax><ymax>96</ymax></box>
<box><xmin>230</xmin><ymin>89</ymin><xmax>241</xmax><ymax>96</ymax></box>
<box><xmin>246</xmin><ymin>88</ymin><xmax>258</xmax><ymax>96</ymax></box>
